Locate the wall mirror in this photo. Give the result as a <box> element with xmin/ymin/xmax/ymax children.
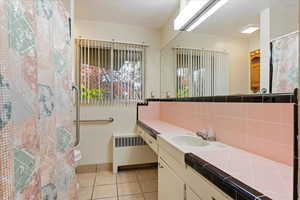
<box><xmin>160</xmin><ymin>0</ymin><xmax>299</xmax><ymax>98</ymax></box>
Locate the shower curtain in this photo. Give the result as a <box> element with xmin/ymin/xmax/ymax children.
<box><xmin>0</xmin><ymin>0</ymin><xmax>77</xmax><ymax>199</ymax></box>
<box><xmin>272</xmin><ymin>32</ymin><xmax>299</xmax><ymax>93</ymax></box>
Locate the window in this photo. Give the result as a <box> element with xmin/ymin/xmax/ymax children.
<box><xmin>76</xmin><ymin>39</ymin><xmax>146</xmax><ymax>104</ymax></box>
<box><xmin>175</xmin><ymin>48</ymin><xmax>229</xmax><ymax>97</ymax></box>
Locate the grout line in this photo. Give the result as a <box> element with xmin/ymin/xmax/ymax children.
<box><xmin>116</xmin><ymin>171</ymin><xmax>120</xmax><ymax>200</ymax></box>
<box><xmin>91</xmin><ymin>165</ymin><xmax>101</xmax><ymax>200</ymax></box>
<box><xmin>90</xmin><ymin>174</ymin><xmax>97</xmax><ymax>200</ymax></box>
<box><xmin>136</xmin><ymin>170</ymin><xmax>147</xmax><ymax>200</ymax></box>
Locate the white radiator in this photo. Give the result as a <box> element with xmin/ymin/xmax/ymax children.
<box><xmin>113</xmin><ymin>134</ymin><xmax>157</xmax><ymax>173</ymax></box>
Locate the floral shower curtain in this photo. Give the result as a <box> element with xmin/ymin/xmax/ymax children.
<box><xmin>272</xmin><ymin>32</ymin><xmax>299</xmax><ymax>93</ymax></box>
<box><xmin>0</xmin><ymin>0</ymin><xmax>77</xmax><ymax>199</ymax></box>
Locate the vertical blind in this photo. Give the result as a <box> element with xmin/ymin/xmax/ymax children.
<box><xmin>175</xmin><ymin>48</ymin><xmax>229</xmax><ymax>97</ymax></box>
<box><xmin>76</xmin><ymin>39</ymin><xmax>146</xmax><ymax>105</ymax></box>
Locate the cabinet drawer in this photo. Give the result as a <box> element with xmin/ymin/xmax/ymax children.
<box><xmin>186</xmin><ymin>186</ymin><xmax>201</xmax><ymax>200</ymax></box>
<box><xmin>137</xmin><ymin>125</ymin><xmax>158</xmax><ymax>154</ymax></box>
<box><xmin>159</xmin><ymin>147</ymin><xmax>186</xmax><ymax>180</ymax></box>
<box><xmin>136</xmin><ymin>126</ymin><xmax>144</xmax><ymax>136</ymax></box>
<box><xmin>142</xmin><ymin>130</ymin><xmax>158</xmax><ymax>154</ymax></box>
<box><xmin>186</xmin><ymin>166</ymin><xmax>232</xmax><ymax>200</ymax></box>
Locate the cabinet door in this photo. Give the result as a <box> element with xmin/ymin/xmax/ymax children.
<box><xmin>186</xmin><ymin>187</ymin><xmax>202</xmax><ymax>200</ymax></box>
<box><xmin>158</xmin><ymin>158</ymin><xmax>185</xmax><ymax>200</ymax></box>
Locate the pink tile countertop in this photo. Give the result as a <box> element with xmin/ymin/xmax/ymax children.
<box><xmin>138</xmin><ymin>119</ymin><xmax>293</xmax><ymax>200</ymax></box>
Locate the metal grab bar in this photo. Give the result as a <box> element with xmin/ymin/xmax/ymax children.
<box><xmin>74</xmin><ymin>118</ymin><xmax>114</xmax><ymax>125</ymax></box>
<box><xmin>73</xmin><ymin>84</ymin><xmax>80</xmax><ymax>147</ymax></box>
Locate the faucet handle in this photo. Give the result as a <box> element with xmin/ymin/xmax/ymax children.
<box><xmin>196</xmin><ymin>131</ymin><xmax>208</xmax><ymax>139</ymax></box>
<box><xmin>196</xmin><ymin>129</ymin><xmax>216</xmax><ymax>141</ymax></box>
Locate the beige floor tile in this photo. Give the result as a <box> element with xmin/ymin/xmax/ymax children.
<box><xmin>99</xmin><ymin>169</ymin><xmax>116</xmax><ymax>177</ymax></box>
<box><xmin>77</xmin><ymin>173</ymin><xmax>96</xmax><ymax>188</ymax></box>
<box><xmin>144</xmin><ymin>192</ymin><xmax>158</xmax><ymax>200</ymax></box>
<box><xmin>95</xmin><ymin>174</ymin><xmax>116</xmax><ymax>186</ymax></box>
<box><xmin>139</xmin><ymin>180</ymin><xmax>158</xmax><ymax>193</ymax></box>
<box><xmin>117</xmin><ymin>182</ymin><xmax>142</xmax><ymax>196</ymax></box>
<box><xmin>78</xmin><ymin>187</ymin><xmax>93</xmax><ymax>200</ymax></box>
<box><xmin>92</xmin><ymin>185</ymin><xmax>117</xmax><ymax>199</ymax></box>
<box><xmin>93</xmin><ymin>198</ymin><xmax>117</xmax><ymax>200</ymax></box>
<box><xmin>117</xmin><ymin>170</ymin><xmax>138</xmax><ymax>183</ymax></box>
<box><xmin>136</xmin><ymin>169</ymin><xmax>157</xmax><ymax>181</ymax></box>
<box><xmin>78</xmin><ymin>178</ymin><xmax>95</xmax><ymax>188</ymax></box>
<box><xmin>119</xmin><ymin>194</ymin><xmax>145</xmax><ymax>200</ymax></box>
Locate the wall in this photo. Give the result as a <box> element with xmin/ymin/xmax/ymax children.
<box><xmin>75</xmin><ymin>20</ymin><xmax>161</xmax><ymax>165</ymax></box>
<box><xmin>270</xmin><ymin>5</ymin><xmax>299</xmax><ymax>40</ymax></box>
<box><xmin>138</xmin><ymin>102</ymin><xmax>294</xmax><ymax>166</ymax></box>
<box><xmin>160</xmin><ymin>10</ymin><xmax>180</xmax><ymax>49</ymax></box>
<box><xmin>79</xmin><ymin>105</ymin><xmax>137</xmax><ymax>164</ymax></box>
<box><xmin>248</xmin><ymin>32</ymin><xmax>260</xmax><ymax>52</ymax></box>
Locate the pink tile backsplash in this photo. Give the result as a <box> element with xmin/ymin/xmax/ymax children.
<box><xmin>138</xmin><ymin>102</ymin><xmax>294</xmax><ymax>166</ymax></box>
<box><xmin>138</xmin><ymin>102</ymin><xmax>161</xmax><ymax>121</ymax></box>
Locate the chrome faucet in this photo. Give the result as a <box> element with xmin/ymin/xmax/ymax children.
<box><xmin>196</xmin><ymin>129</ymin><xmax>216</xmax><ymax>141</ymax></box>
<box><xmin>196</xmin><ymin>131</ymin><xmax>209</xmax><ymax>140</ymax></box>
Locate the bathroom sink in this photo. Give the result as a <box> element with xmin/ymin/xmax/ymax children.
<box><xmin>171</xmin><ymin>135</ymin><xmax>209</xmax><ymax>147</ymax></box>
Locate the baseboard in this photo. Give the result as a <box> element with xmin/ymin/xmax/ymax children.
<box><xmin>76</xmin><ymin>162</ymin><xmax>157</xmax><ymax>173</ymax></box>
<box><xmin>118</xmin><ymin>162</ymin><xmax>158</xmax><ymax>171</ymax></box>
<box><xmin>76</xmin><ymin>163</ymin><xmax>113</xmax><ymax>174</ymax></box>
<box><xmin>76</xmin><ymin>164</ymin><xmax>98</xmax><ymax>174</ymax></box>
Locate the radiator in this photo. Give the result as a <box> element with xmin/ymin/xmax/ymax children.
<box><xmin>113</xmin><ymin>134</ymin><xmax>157</xmax><ymax>173</ymax></box>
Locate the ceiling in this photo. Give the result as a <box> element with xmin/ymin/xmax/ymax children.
<box><xmin>75</xmin><ymin>0</ymin><xmax>179</xmax><ymax>29</ymax></box>
<box><xmin>192</xmin><ymin>0</ymin><xmax>299</xmax><ymax>39</ymax></box>
<box><xmin>75</xmin><ymin>0</ymin><xmax>298</xmax><ymax>38</ymax></box>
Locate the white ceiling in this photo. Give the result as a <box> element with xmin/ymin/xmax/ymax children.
<box><xmin>75</xmin><ymin>0</ymin><xmax>298</xmax><ymax>38</ymax></box>
<box><xmin>75</xmin><ymin>0</ymin><xmax>179</xmax><ymax>29</ymax></box>
<box><xmin>192</xmin><ymin>0</ymin><xmax>299</xmax><ymax>39</ymax></box>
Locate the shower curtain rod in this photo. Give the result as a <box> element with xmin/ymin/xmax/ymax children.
<box><xmin>76</xmin><ymin>36</ymin><xmax>149</xmax><ymax>47</ymax></box>
<box><xmin>271</xmin><ymin>30</ymin><xmax>298</xmax><ymax>42</ymax></box>
<box><xmin>173</xmin><ymin>46</ymin><xmax>228</xmax><ymax>54</ymax></box>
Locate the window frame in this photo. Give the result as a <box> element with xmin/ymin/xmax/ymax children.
<box><xmin>76</xmin><ymin>39</ymin><xmax>146</xmax><ymax>105</ymax></box>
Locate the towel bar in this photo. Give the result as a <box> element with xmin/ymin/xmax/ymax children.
<box><xmin>74</xmin><ymin>118</ymin><xmax>114</xmax><ymax>125</ymax></box>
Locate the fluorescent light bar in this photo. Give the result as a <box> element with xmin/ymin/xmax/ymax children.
<box><xmin>187</xmin><ymin>0</ymin><xmax>229</xmax><ymax>32</ymax></box>
<box><xmin>174</xmin><ymin>0</ymin><xmax>210</xmax><ymax>31</ymax></box>
<box><xmin>241</xmin><ymin>26</ymin><xmax>259</xmax><ymax>34</ymax></box>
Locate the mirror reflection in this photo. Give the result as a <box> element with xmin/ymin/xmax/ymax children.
<box><xmin>160</xmin><ymin>0</ymin><xmax>299</xmax><ymax>98</ymax></box>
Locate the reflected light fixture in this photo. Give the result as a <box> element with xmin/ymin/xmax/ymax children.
<box><xmin>174</xmin><ymin>0</ymin><xmax>229</xmax><ymax>32</ymax></box>
<box><xmin>174</xmin><ymin>0</ymin><xmax>210</xmax><ymax>31</ymax></box>
<box><xmin>241</xmin><ymin>25</ymin><xmax>260</xmax><ymax>34</ymax></box>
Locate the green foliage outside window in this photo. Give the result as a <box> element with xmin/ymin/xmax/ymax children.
<box><xmin>177</xmin><ymin>87</ymin><xmax>189</xmax><ymax>98</ymax></box>
<box><xmin>80</xmin><ymin>85</ymin><xmax>107</xmax><ymax>100</ymax></box>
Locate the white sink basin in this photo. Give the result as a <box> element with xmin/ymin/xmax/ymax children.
<box><xmin>171</xmin><ymin>135</ymin><xmax>209</xmax><ymax>147</ymax></box>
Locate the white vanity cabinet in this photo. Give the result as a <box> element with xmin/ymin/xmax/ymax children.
<box><xmin>186</xmin><ymin>166</ymin><xmax>230</xmax><ymax>200</ymax></box>
<box><xmin>186</xmin><ymin>187</ymin><xmax>202</xmax><ymax>200</ymax></box>
<box><xmin>137</xmin><ymin>125</ymin><xmax>232</xmax><ymax>200</ymax></box>
<box><xmin>137</xmin><ymin>126</ymin><xmax>158</xmax><ymax>154</ymax></box>
<box><xmin>158</xmin><ymin>157</ymin><xmax>185</xmax><ymax>200</ymax></box>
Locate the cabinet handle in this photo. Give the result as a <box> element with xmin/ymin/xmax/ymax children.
<box><xmin>184</xmin><ymin>184</ymin><xmax>187</xmax><ymax>200</ymax></box>
<box><xmin>211</xmin><ymin>197</ymin><xmax>216</xmax><ymax>200</ymax></box>
<box><xmin>159</xmin><ymin>163</ymin><xmax>164</xmax><ymax>168</ymax></box>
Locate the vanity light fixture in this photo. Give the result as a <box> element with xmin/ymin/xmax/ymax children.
<box><xmin>174</xmin><ymin>0</ymin><xmax>229</xmax><ymax>32</ymax></box>
<box><xmin>187</xmin><ymin>0</ymin><xmax>229</xmax><ymax>32</ymax></box>
<box><xmin>174</xmin><ymin>0</ymin><xmax>210</xmax><ymax>31</ymax></box>
<box><xmin>241</xmin><ymin>25</ymin><xmax>259</xmax><ymax>34</ymax></box>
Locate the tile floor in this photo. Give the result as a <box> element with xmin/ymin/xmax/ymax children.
<box><xmin>77</xmin><ymin>167</ymin><xmax>158</xmax><ymax>200</ymax></box>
